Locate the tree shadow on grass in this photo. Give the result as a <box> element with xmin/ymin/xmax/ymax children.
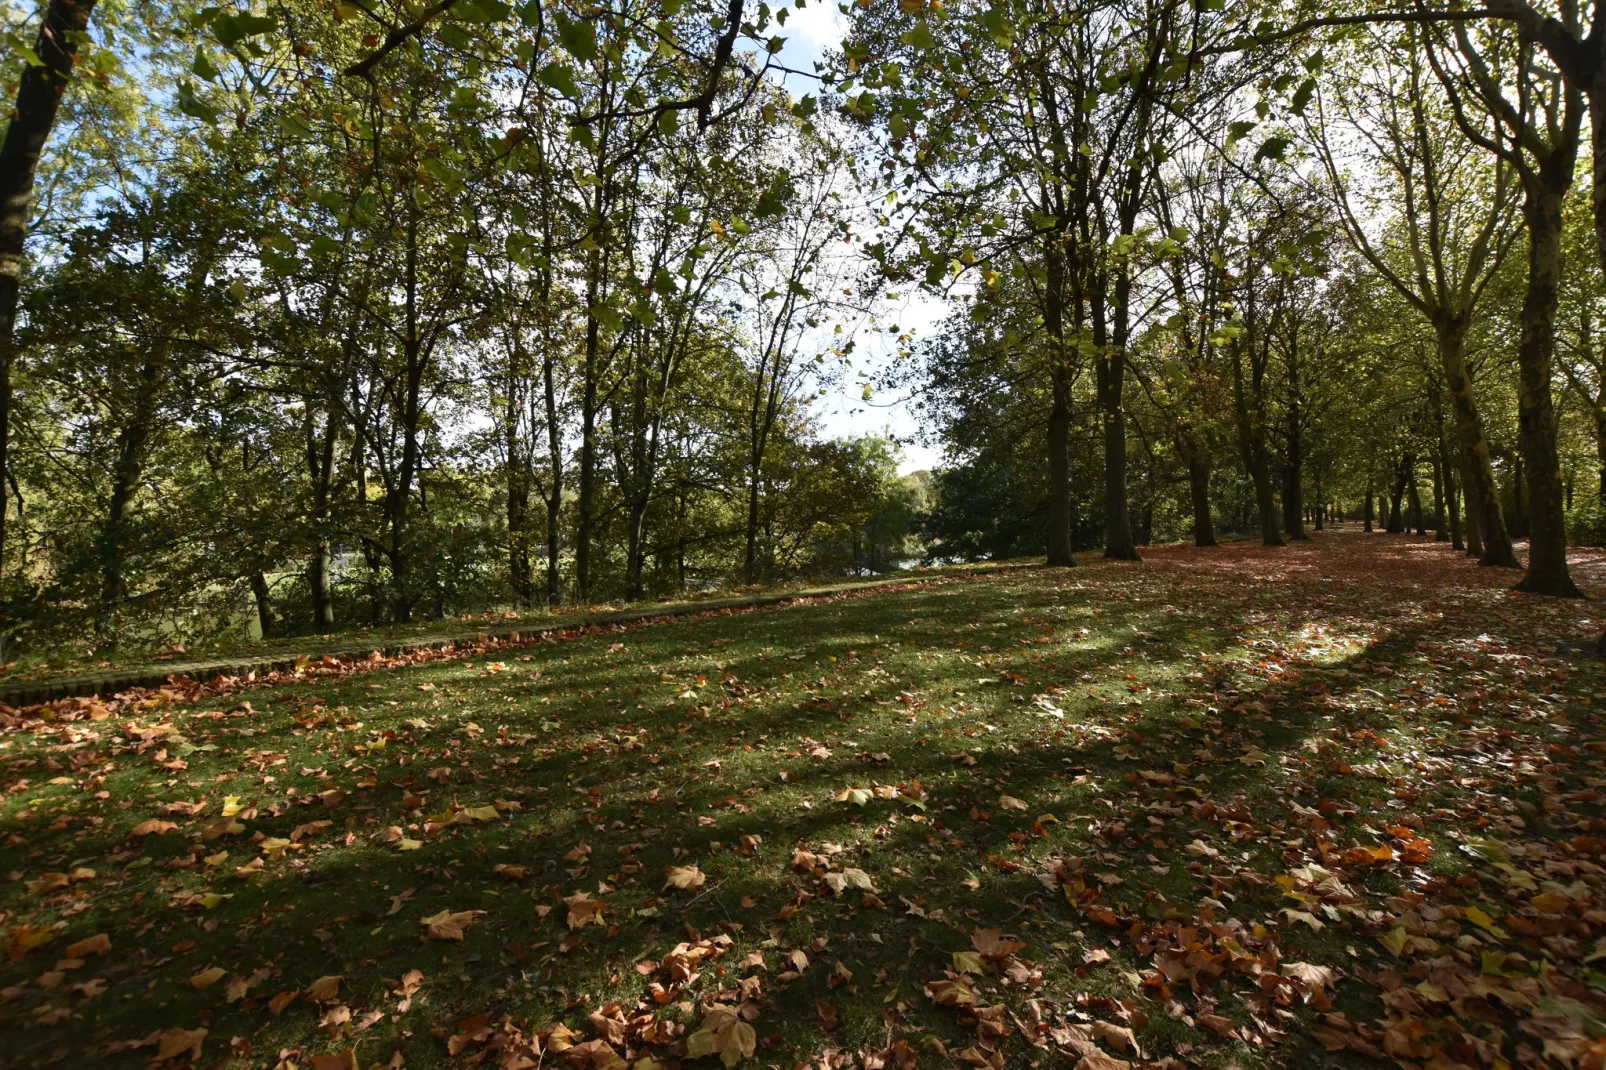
<box><xmin>1</xmin><ymin>537</ymin><xmax>1600</xmax><ymax>1067</ymax></box>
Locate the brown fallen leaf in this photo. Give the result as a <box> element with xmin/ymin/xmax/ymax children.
<box><xmin>129</xmin><ymin>819</ymin><xmax>178</xmax><ymax>837</ymax></box>
<box><xmin>664</xmin><ymin>865</ymin><xmax>707</xmax><ymax>891</ymax></box>
<box><xmin>304</xmin><ymin>975</ymin><xmax>343</xmax><ymax>1001</ymax></box>
<box><xmin>421</xmin><ymin>910</ymin><xmax>484</xmax><ymax>941</ymax></box>
<box><xmin>188</xmin><ymin>967</ymin><xmax>225</xmax><ymax>990</ymax></box>
<box><xmin>685</xmin><ymin>1003</ymin><xmax>756</xmax><ymax>1067</ymax></box>
<box><xmin>971</xmin><ymin>928</ymin><xmax>1026</xmax><ymax>959</ymax></box>
<box><xmin>152</xmin><ymin>1027</ymin><xmax>207</xmax><ymax>1063</ymax></box>
<box><xmin>65</xmin><ymin>933</ymin><xmax>110</xmax><ymax>958</ymax></box>
<box><xmin>563</xmin><ymin>891</ymin><xmax>604</xmax><ymax>929</ymax></box>
<box><xmin>1071</xmin><ymin>1052</ymin><xmax>1129</xmax><ymax>1070</ymax></box>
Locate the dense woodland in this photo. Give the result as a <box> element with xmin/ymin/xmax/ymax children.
<box><xmin>7</xmin><ymin>0</ymin><xmax>1606</xmax><ymax>654</ymax></box>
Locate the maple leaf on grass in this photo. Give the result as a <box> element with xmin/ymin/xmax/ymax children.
<box><xmin>970</xmin><ymin>928</ymin><xmax>1025</xmax><ymax>959</ymax></box>
<box><xmin>564</xmin><ymin>891</ymin><xmax>605</xmax><ymax>929</ymax></box>
<box><xmin>823</xmin><ymin>867</ymin><xmax>875</xmax><ymax>895</ymax></box>
<box><xmin>304</xmin><ymin>974</ymin><xmax>343</xmax><ymax>1000</ymax></box>
<box><xmin>686</xmin><ymin>1004</ymin><xmax>756</xmax><ymax>1067</ymax></box>
<box><xmin>663</xmin><ymin>864</ymin><xmax>706</xmax><ymax>891</ymax></box>
<box><xmin>153</xmin><ymin>1027</ymin><xmax>206</xmax><ymax>1063</ymax></box>
<box><xmin>421</xmin><ymin>910</ymin><xmax>485</xmax><ymax>941</ymax></box>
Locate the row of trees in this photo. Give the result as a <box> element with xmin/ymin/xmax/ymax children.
<box><xmin>0</xmin><ymin>0</ymin><xmax>938</xmax><ymax>651</ymax></box>
<box><xmin>851</xmin><ymin>0</ymin><xmax>1606</xmax><ymax>600</ymax></box>
<box><xmin>6</xmin><ymin>0</ymin><xmax>1606</xmax><ymax>656</ymax></box>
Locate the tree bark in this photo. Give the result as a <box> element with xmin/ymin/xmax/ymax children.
<box><xmin>1388</xmin><ymin>453</ymin><xmax>1407</xmax><ymax>533</ymax></box>
<box><xmin>575</xmin><ymin>247</ymin><xmax>601</xmax><ymax>602</ymax></box>
<box><xmin>1364</xmin><ymin>444</ymin><xmax>1375</xmax><ymax>533</ymax></box>
<box><xmin>1096</xmin><ymin>267</ymin><xmax>1138</xmax><ymax>561</ymax></box>
<box><xmin>387</xmin><ymin>207</ymin><xmax>425</xmax><ymax>622</ymax></box>
<box><xmin>250</xmin><ymin>572</ymin><xmax>275</xmax><ymax>639</ymax></box>
<box><xmin>1436</xmin><ymin>319</ymin><xmax>1517</xmax><ymax>566</ymax></box>
<box><xmin>1187</xmin><ymin>454</ymin><xmax>1216</xmax><ymax>547</ymax></box>
<box><xmin>1512</xmin><ymin>178</ymin><xmax>1583</xmax><ymax>595</ymax></box>
<box><xmin>1043</xmin><ymin>238</ymin><xmax>1075</xmax><ymax>567</ymax></box>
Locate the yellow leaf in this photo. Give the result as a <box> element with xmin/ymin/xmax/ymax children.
<box><xmin>951</xmin><ymin>950</ymin><xmax>985</xmax><ymax>974</ymax></box>
<box><xmin>421</xmin><ymin>910</ymin><xmax>484</xmax><ymax>941</ymax></box>
<box><xmin>1379</xmin><ymin>927</ymin><xmax>1408</xmax><ymax>957</ymax></box>
<box><xmin>221</xmin><ymin>796</ymin><xmax>243</xmax><ymax>817</ymax></box>
<box><xmin>664</xmin><ymin>865</ymin><xmax>707</xmax><ymax>892</ymax></box>
<box><xmin>189</xmin><ymin>967</ymin><xmax>226</xmax><ymax>990</ymax></box>
<box><xmin>305</xmin><ymin>975</ymin><xmax>342</xmax><ymax>1001</ymax></box>
<box><xmin>564</xmin><ymin>891</ymin><xmax>605</xmax><ymax>929</ymax></box>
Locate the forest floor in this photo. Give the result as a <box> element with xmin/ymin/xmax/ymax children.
<box><xmin>3</xmin><ymin>531</ymin><xmax>1606</xmax><ymax>1070</ymax></box>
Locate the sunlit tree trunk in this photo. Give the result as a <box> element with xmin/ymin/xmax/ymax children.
<box><xmin>1513</xmin><ymin>177</ymin><xmax>1583</xmax><ymax>595</ymax></box>
<box><xmin>1437</xmin><ymin>319</ymin><xmax>1516</xmax><ymax>566</ymax></box>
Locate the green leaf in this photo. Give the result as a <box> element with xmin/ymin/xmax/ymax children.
<box><xmin>454</xmin><ymin>0</ymin><xmax>511</xmax><ymax>20</ymax></box>
<box><xmin>539</xmin><ymin>62</ymin><xmax>582</xmax><ymax>99</ymax></box>
<box><xmin>1255</xmin><ymin>136</ymin><xmax>1291</xmax><ymax>163</ymax></box>
<box><xmin>2</xmin><ymin>32</ymin><xmax>42</xmax><ymax>67</ymax></box>
<box><xmin>898</xmin><ymin>20</ymin><xmax>937</xmax><ymax>50</ymax></box>
<box><xmin>212</xmin><ymin>11</ymin><xmax>276</xmax><ymax>46</ymax></box>
<box><xmin>276</xmin><ymin>113</ymin><xmax>316</xmax><ymax>139</ymax></box>
<box><xmin>557</xmin><ymin>15</ymin><xmax>597</xmax><ymax>61</ymax></box>
<box><xmin>192</xmin><ymin>49</ymin><xmax>221</xmax><ymax>82</ymax></box>
<box><xmin>1290</xmin><ymin>77</ymin><xmax>1316</xmax><ymax>116</ymax></box>
<box><xmin>658</xmin><ymin>108</ymin><xmax>679</xmax><ymax>137</ymax></box>
<box><xmin>176</xmin><ymin>81</ymin><xmax>220</xmax><ymax>125</ymax></box>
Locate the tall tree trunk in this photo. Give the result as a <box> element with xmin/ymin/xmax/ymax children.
<box><xmin>542</xmin><ymin>342</ymin><xmax>563</xmax><ymax>607</ymax></box>
<box><xmin>1283</xmin><ymin>391</ymin><xmax>1307</xmax><ymax>541</ymax></box>
<box><xmin>1097</xmin><ymin>266</ymin><xmax>1137</xmax><ymax>560</ymax></box>
<box><xmin>0</xmin><ymin>0</ymin><xmax>98</xmax><ymax>577</ymax></box>
<box><xmin>1408</xmin><ymin>460</ymin><xmax>1426</xmax><ymax>535</ymax></box>
<box><xmin>1512</xmin><ymin>177</ymin><xmax>1581</xmax><ymax>594</ymax></box>
<box><xmin>1187</xmin><ymin>452</ymin><xmax>1216</xmax><ymax>547</ymax></box>
<box><xmin>576</xmin><ymin>249</ymin><xmax>601</xmax><ymax>602</ymax></box>
<box><xmin>1437</xmin><ymin>319</ymin><xmax>1517</xmax><ymax>567</ymax></box>
<box><xmin>1043</xmin><ymin>239</ymin><xmax>1075</xmax><ymax>566</ymax></box>
<box><xmin>505</xmin><ymin>340</ymin><xmax>533</xmax><ymax>608</ymax></box>
<box><xmin>1388</xmin><ymin>454</ymin><xmax>1407</xmax><ymax>533</ymax></box>
<box><xmin>388</xmin><ymin>208</ymin><xmax>425</xmax><ymax>622</ymax></box>
<box><xmin>304</xmin><ymin>402</ymin><xmax>337</xmax><ymax>633</ymax></box>
<box><xmin>1364</xmin><ymin>444</ymin><xmax>1375</xmax><ymax>533</ymax></box>
<box><xmin>98</xmin><ymin>354</ymin><xmax>164</xmax><ymax>629</ymax></box>
<box><xmin>1431</xmin><ymin>449</ymin><xmax>1447</xmax><ymax>541</ymax></box>
<box><xmin>1459</xmin><ymin>453</ymin><xmax>1484</xmax><ymax>559</ymax></box>
<box><xmin>250</xmin><ymin>572</ymin><xmax>275</xmax><ymax>639</ymax></box>
<box><xmin>744</xmin><ymin>451</ymin><xmax>762</xmax><ymax>584</ymax></box>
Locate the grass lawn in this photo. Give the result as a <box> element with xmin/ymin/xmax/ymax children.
<box><xmin>0</xmin><ymin>565</ymin><xmax>1022</xmax><ymax>686</ymax></box>
<box><xmin>3</xmin><ymin>531</ymin><xmax>1605</xmax><ymax>1069</ymax></box>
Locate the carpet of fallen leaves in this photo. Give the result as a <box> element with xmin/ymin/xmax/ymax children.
<box><xmin>3</xmin><ymin>531</ymin><xmax>1606</xmax><ymax>1070</ymax></box>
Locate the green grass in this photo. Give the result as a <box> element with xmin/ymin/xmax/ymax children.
<box><xmin>2</xmin><ymin>534</ymin><xmax>1602</xmax><ymax>1069</ymax></box>
<box><xmin>0</xmin><ymin>562</ymin><xmax>1029</xmax><ymax>684</ymax></box>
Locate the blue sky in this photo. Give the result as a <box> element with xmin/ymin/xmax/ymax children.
<box><xmin>765</xmin><ymin>0</ymin><xmax>945</xmax><ymax>474</ymax></box>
